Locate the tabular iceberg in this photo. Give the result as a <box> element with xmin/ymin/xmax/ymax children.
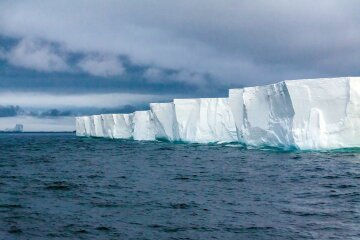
<box><xmin>93</xmin><ymin>115</ymin><xmax>105</xmax><ymax>137</ymax></box>
<box><xmin>285</xmin><ymin>77</ymin><xmax>360</xmax><ymax>149</ymax></box>
<box><xmin>230</xmin><ymin>81</ymin><xmax>295</xmax><ymax>149</ymax></box>
<box><xmin>75</xmin><ymin>116</ymin><xmax>86</xmax><ymax>137</ymax></box>
<box><xmin>133</xmin><ymin>111</ymin><xmax>156</xmax><ymax>141</ymax></box>
<box><xmin>76</xmin><ymin>77</ymin><xmax>360</xmax><ymax>150</ymax></box>
<box><xmin>113</xmin><ymin>114</ymin><xmax>133</xmax><ymax>139</ymax></box>
<box><xmin>174</xmin><ymin>98</ymin><xmax>237</xmax><ymax>143</ymax></box>
<box><xmin>101</xmin><ymin>114</ymin><xmax>115</xmax><ymax>138</ymax></box>
<box><xmin>150</xmin><ymin>102</ymin><xmax>180</xmax><ymax>141</ymax></box>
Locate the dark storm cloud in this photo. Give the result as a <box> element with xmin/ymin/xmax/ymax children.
<box><xmin>0</xmin><ymin>105</ymin><xmax>22</xmax><ymax>117</ymax></box>
<box><xmin>0</xmin><ymin>36</ymin><xmax>215</xmax><ymax>97</ymax></box>
<box><xmin>0</xmin><ymin>0</ymin><xmax>360</xmax><ymax>94</ymax></box>
<box><xmin>0</xmin><ymin>105</ymin><xmax>141</xmax><ymax>118</ymax></box>
<box><xmin>36</xmin><ymin>109</ymin><xmax>72</xmax><ymax>117</ymax></box>
<box><xmin>36</xmin><ymin>105</ymin><xmax>142</xmax><ymax>117</ymax></box>
<box><xmin>0</xmin><ymin>105</ymin><xmax>72</xmax><ymax>118</ymax></box>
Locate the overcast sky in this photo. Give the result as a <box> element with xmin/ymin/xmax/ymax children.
<box><xmin>1</xmin><ymin>0</ymin><xmax>360</xmax><ymax>131</ymax></box>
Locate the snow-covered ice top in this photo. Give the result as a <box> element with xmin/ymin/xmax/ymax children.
<box><xmin>76</xmin><ymin>77</ymin><xmax>360</xmax><ymax>150</ymax></box>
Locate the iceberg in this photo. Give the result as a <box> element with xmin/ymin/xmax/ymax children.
<box><xmin>101</xmin><ymin>114</ymin><xmax>115</xmax><ymax>138</ymax></box>
<box><xmin>133</xmin><ymin>111</ymin><xmax>156</xmax><ymax>141</ymax></box>
<box><xmin>93</xmin><ymin>115</ymin><xmax>105</xmax><ymax>137</ymax></box>
<box><xmin>83</xmin><ymin>116</ymin><xmax>93</xmax><ymax>137</ymax></box>
<box><xmin>75</xmin><ymin>116</ymin><xmax>94</xmax><ymax>137</ymax></box>
<box><xmin>229</xmin><ymin>89</ymin><xmax>244</xmax><ymax>142</ymax></box>
<box><xmin>285</xmin><ymin>77</ymin><xmax>360</xmax><ymax>150</ymax></box>
<box><xmin>75</xmin><ymin>116</ymin><xmax>86</xmax><ymax>137</ymax></box>
<box><xmin>76</xmin><ymin>77</ymin><xmax>360</xmax><ymax>150</ymax></box>
<box><xmin>173</xmin><ymin>98</ymin><xmax>237</xmax><ymax>143</ymax></box>
<box><xmin>150</xmin><ymin>102</ymin><xmax>180</xmax><ymax>141</ymax></box>
<box><xmin>113</xmin><ymin>114</ymin><xmax>133</xmax><ymax>139</ymax></box>
<box><xmin>230</xmin><ymin>81</ymin><xmax>295</xmax><ymax>149</ymax></box>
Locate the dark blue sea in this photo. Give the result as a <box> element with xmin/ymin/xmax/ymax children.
<box><xmin>0</xmin><ymin>133</ymin><xmax>359</xmax><ymax>239</ymax></box>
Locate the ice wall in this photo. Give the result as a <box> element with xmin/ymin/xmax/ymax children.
<box><xmin>76</xmin><ymin>77</ymin><xmax>360</xmax><ymax>150</ymax></box>
<box><xmin>150</xmin><ymin>102</ymin><xmax>180</xmax><ymax>141</ymax></box>
<box><xmin>133</xmin><ymin>111</ymin><xmax>156</xmax><ymax>141</ymax></box>
<box><xmin>173</xmin><ymin>98</ymin><xmax>237</xmax><ymax>143</ymax></box>
<box><xmin>92</xmin><ymin>115</ymin><xmax>105</xmax><ymax>137</ymax></box>
<box><xmin>285</xmin><ymin>77</ymin><xmax>360</xmax><ymax>149</ymax></box>
<box><xmin>101</xmin><ymin>114</ymin><xmax>115</xmax><ymax>138</ymax></box>
<box><xmin>75</xmin><ymin>117</ymin><xmax>86</xmax><ymax>137</ymax></box>
<box><xmin>229</xmin><ymin>89</ymin><xmax>244</xmax><ymax>142</ymax></box>
<box><xmin>242</xmin><ymin>82</ymin><xmax>295</xmax><ymax>148</ymax></box>
<box><xmin>113</xmin><ymin>114</ymin><xmax>133</xmax><ymax>139</ymax></box>
<box><xmin>228</xmin><ymin>77</ymin><xmax>360</xmax><ymax>149</ymax></box>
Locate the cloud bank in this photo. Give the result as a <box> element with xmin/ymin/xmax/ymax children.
<box><xmin>4</xmin><ymin>38</ymin><xmax>69</xmax><ymax>72</ymax></box>
<box><xmin>1</xmin><ymin>0</ymin><xmax>360</xmax><ymax>89</ymax></box>
<box><xmin>77</xmin><ymin>54</ymin><xmax>125</xmax><ymax>77</ymax></box>
<box><xmin>0</xmin><ymin>105</ymin><xmax>23</xmax><ymax>117</ymax></box>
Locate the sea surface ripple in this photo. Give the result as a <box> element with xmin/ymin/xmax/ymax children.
<box><xmin>0</xmin><ymin>133</ymin><xmax>359</xmax><ymax>239</ymax></box>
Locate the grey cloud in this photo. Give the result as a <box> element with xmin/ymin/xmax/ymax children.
<box><xmin>0</xmin><ymin>0</ymin><xmax>360</xmax><ymax>88</ymax></box>
<box><xmin>0</xmin><ymin>105</ymin><xmax>72</xmax><ymax>118</ymax></box>
<box><xmin>37</xmin><ymin>109</ymin><xmax>72</xmax><ymax>117</ymax></box>
<box><xmin>0</xmin><ymin>92</ymin><xmax>171</xmax><ymax>109</ymax></box>
<box><xmin>0</xmin><ymin>105</ymin><xmax>23</xmax><ymax>117</ymax></box>
<box><xmin>4</xmin><ymin>38</ymin><xmax>70</xmax><ymax>72</ymax></box>
<box><xmin>0</xmin><ymin>105</ymin><xmax>139</xmax><ymax>118</ymax></box>
<box><xmin>144</xmin><ymin>68</ymin><xmax>207</xmax><ymax>86</ymax></box>
<box><xmin>2</xmin><ymin>38</ymin><xmax>127</xmax><ymax>77</ymax></box>
<box><xmin>30</xmin><ymin>105</ymin><xmax>140</xmax><ymax>117</ymax></box>
<box><xmin>0</xmin><ymin>48</ymin><xmax>5</xmax><ymax>59</ymax></box>
<box><xmin>77</xmin><ymin>54</ymin><xmax>125</xmax><ymax>77</ymax></box>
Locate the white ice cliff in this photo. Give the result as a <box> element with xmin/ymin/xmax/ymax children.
<box><xmin>285</xmin><ymin>78</ymin><xmax>360</xmax><ymax>149</ymax></box>
<box><xmin>113</xmin><ymin>114</ymin><xmax>133</xmax><ymax>139</ymax></box>
<box><xmin>174</xmin><ymin>98</ymin><xmax>237</xmax><ymax>143</ymax></box>
<box><xmin>150</xmin><ymin>102</ymin><xmax>180</xmax><ymax>141</ymax></box>
<box><xmin>76</xmin><ymin>77</ymin><xmax>360</xmax><ymax>150</ymax></box>
<box><xmin>133</xmin><ymin>111</ymin><xmax>156</xmax><ymax>141</ymax></box>
<box><xmin>229</xmin><ymin>81</ymin><xmax>295</xmax><ymax>148</ymax></box>
<box><xmin>101</xmin><ymin>114</ymin><xmax>115</xmax><ymax>138</ymax></box>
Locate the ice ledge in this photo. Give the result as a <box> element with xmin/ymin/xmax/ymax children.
<box><xmin>76</xmin><ymin>77</ymin><xmax>360</xmax><ymax>150</ymax></box>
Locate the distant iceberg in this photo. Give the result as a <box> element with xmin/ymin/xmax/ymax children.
<box><xmin>0</xmin><ymin>124</ymin><xmax>24</xmax><ymax>133</ymax></box>
<box><xmin>76</xmin><ymin>77</ymin><xmax>360</xmax><ymax>150</ymax></box>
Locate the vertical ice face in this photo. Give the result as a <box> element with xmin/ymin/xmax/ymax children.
<box><xmin>173</xmin><ymin>99</ymin><xmax>200</xmax><ymax>142</ymax></box>
<box><xmin>75</xmin><ymin>77</ymin><xmax>360</xmax><ymax>150</ymax></box>
<box><xmin>342</xmin><ymin>78</ymin><xmax>360</xmax><ymax>146</ymax></box>
<box><xmin>133</xmin><ymin>111</ymin><xmax>156</xmax><ymax>141</ymax></box>
<box><xmin>82</xmin><ymin>116</ymin><xmax>92</xmax><ymax>136</ymax></box>
<box><xmin>197</xmin><ymin>98</ymin><xmax>237</xmax><ymax>143</ymax></box>
<box><xmin>285</xmin><ymin>77</ymin><xmax>360</xmax><ymax>149</ymax></box>
<box><xmin>113</xmin><ymin>114</ymin><xmax>133</xmax><ymax>139</ymax></box>
<box><xmin>229</xmin><ymin>89</ymin><xmax>244</xmax><ymax>142</ymax></box>
<box><xmin>75</xmin><ymin>117</ymin><xmax>86</xmax><ymax>136</ymax></box>
<box><xmin>150</xmin><ymin>102</ymin><xmax>180</xmax><ymax>141</ymax></box>
<box><xmin>242</xmin><ymin>82</ymin><xmax>295</xmax><ymax>148</ymax></box>
<box><xmin>93</xmin><ymin>115</ymin><xmax>105</xmax><ymax>137</ymax></box>
<box><xmin>87</xmin><ymin>116</ymin><xmax>96</xmax><ymax>137</ymax></box>
<box><xmin>101</xmin><ymin>114</ymin><xmax>115</xmax><ymax>138</ymax></box>
<box><xmin>173</xmin><ymin>98</ymin><xmax>237</xmax><ymax>143</ymax></box>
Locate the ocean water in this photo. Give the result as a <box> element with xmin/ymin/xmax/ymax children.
<box><xmin>0</xmin><ymin>133</ymin><xmax>359</xmax><ymax>240</ymax></box>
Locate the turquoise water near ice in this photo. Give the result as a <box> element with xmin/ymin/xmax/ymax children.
<box><xmin>0</xmin><ymin>133</ymin><xmax>359</xmax><ymax>239</ymax></box>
